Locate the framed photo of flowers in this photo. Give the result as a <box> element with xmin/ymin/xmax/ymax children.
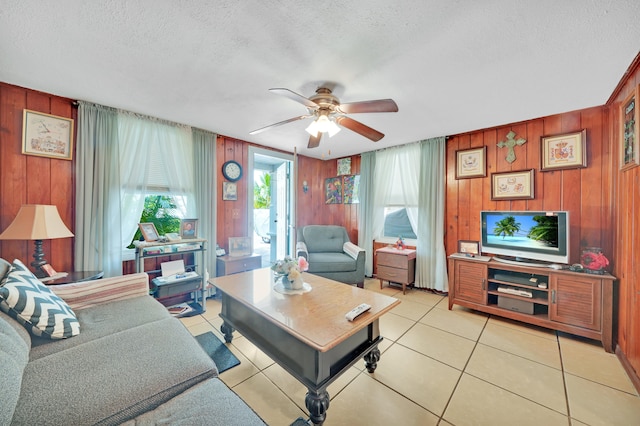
<box><xmin>491</xmin><ymin>169</ymin><xmax>535</xmax><ymax>200</ymax></box>
<box><xmin>620</xmin><ymin>84</ymin><xmax>639</xmax><ymax>171</ymax></box>
<box><xmin>456</xmin><ymin>146</ymin><xmax>486</xmax><ymax>179</ymax></box>
<box><xmin>540</xmin><ymin>129</ymin><xmax>587</xmax><ymax>171</ymax></box>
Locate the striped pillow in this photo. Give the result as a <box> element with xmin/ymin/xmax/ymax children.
<box><xmin>0</xmin><ymin>259</ymin><xmax>79</xmax><ymax>339</ymax></box>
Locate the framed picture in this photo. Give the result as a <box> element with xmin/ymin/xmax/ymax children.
<box><xmin>337</xmin><ymin>158</ymin><xmax>352</xmax><ymax>175</ymax></box>
<box><xmin>325</xmin><ymin>177</ymin><xmax>343</xmax><ymax>204</ymax></box>
<box><xmin>139</xmin><ymin>223</ymin><xmax>160</xmax><ymax>242</ymax></box>
<box><xmin>491</xmin><ymin>169</ymin><xmax>535</xmax><ymax>200</ymax></box>
<box><xmin>222</xmin><ymin>182</ymin><xmax>237</xmax><ymax>201</ymax></box>
<box><xmin>540</xmin><ymin>129</ymin><xmax>587</xmax><ymax>171</ymax></box>
<box><xmin>456</xmin><ymin>146</ymin><xmax>486</xmax><ymax>179</ymax></box>
<box><xmin>228</xmin><ymin>237</ymin><xmax>252</xmax><ymax>257</ymax></box>
<box><xmin>458</xmin><ymin>240</ymin><xmax>479</xmax><ymax>255</ymax></box>
<box><xmin>22</xmin><ymin>109</ymin><xmax>74</xmax><ymax>160</ymax></box>
<box><xmin>342</xmin><ymin>174</ymin><xmax>360</xmax><ymax>204</ymax></box>
<box><xmin>620</xmin><ymin>85</ymin><xmax>640</xmax><ymax>171</ymax></box>
<box><xmin>180</xmin><ymin>219</ymin><xmax>198</xmax><ymax>239</ymax></box>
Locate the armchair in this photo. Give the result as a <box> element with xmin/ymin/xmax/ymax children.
<box><xmin>296</xmin><ymin>225</ymin><xmax>365</xmax><ymax>287</ymax></box>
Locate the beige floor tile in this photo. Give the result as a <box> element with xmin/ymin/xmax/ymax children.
<box><xmin>230</xmin><ymin>335</ymin><xmax>275</xmax><ymax>371</ymax></box>
<box><xmin>386</xmin><ymin>297</ymin><xmax>433</xmax><ymax>321</ymax></box>
<box><xmin>371</xmin><ymin>343</ymin><xmax>461</xmax><ymax>416</ymax></box>
<box><xmin>397</xmin><ymin>322</ymin><xmax>476</xmax><ymax>370</ymax></box>
<box><xmin>487</xmin><ymin>315</ymin><xmax>558</xmax><ymax>341</ymax></box>
<box><xmin>466</xmin><ymin>344</ymin><xmax>567</xmax><ymax>414</ymax></box>
<box><xmin>233</xmin><ymin>372</ymin><xmax>307</xmax><ymax>425</ymax></box>
<box><xmin>419</xmin><ymin>305</ymin><xmax>488</xmax><ymax>341</ymax></box>
<box><xmin>565</xmin><ymin>373</ymin><xmax>640</xmax><ymax>426</ymax></box>
<box><xmin>395</xmin><ymin>288</ymin><xmax>446</xmax><ymax>307</ymax></box>
<box><xmin>184</xmin><ymin>320</ymin><xmax>216</xmax><ymax>337</ymax></box>
<box><xmin>379</xmin><ymin>311</ymin><xmax>416</xmax><ymax>342</ymax></box>
<box><xmin>325</xmin><ymin>373</ymin><xmax>439</xmax><ymax>426</ymax></box>
<box><xmin>178</xmin><ymin>313</ymin><xmax>207</xmax><ymax>327</ymax></box>
<box><xmin>261</xmin><ymin>363</ymin><xmax>309</xmax><ymax>411</ymax></box>
<box><xmin>560</xmin><ymin>335</ymin><xmax>637</xmax><ymax>395</ymax></box>
<box><xmin>444</xmin><ymin>373</ymin><xmax>569</xmax><ymax>426</ymax></box>
<box><xmin>479</xmin><ymin>321</ymin><xmax>561</xmax><ymax>369</ymax></box>
<box><xmin>217</xmin><ymin>344</ymin><xmax>261</xmax><ymax>388</ymax></box>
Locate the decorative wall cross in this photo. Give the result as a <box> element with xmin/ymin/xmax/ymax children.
<box><xmin>497</xmin><ymin>131</ymin><xmax>527</xmax><ymax>163</ymax></box>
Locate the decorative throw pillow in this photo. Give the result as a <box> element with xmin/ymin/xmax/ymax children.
<box><xmin>0</xmin><ymin>259</ymin><xmax>80</xmax><ymax>339</ymax></box>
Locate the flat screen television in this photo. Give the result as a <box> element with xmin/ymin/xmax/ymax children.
<box><xmin>480</xmin><ymin>211</ymin><xmax>569</xmax><ymax>265</ymax></box>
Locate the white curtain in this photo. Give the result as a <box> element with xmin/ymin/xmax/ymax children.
<box><xmin>358</xmin><ymin>152</ymin><xmax>376</xmax><ymax>276</ymax></box>
<box><xmin>117</xmin><ymin>112</ymin><xmax>195</xmax><ymax>246</ymax></box>
<box><xmin>416</xmin><ymin>137</ymin><xmax>448</xmax><ymax>291</ymax></box>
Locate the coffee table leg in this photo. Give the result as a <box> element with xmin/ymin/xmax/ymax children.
<box><xmin>220</xmin><ymin>322</ymin><xmax>234</xmax><ymax>343</ymax></box>
<box><xmin>305</xmin><ymin>389</ymin><xmax>330</xmax><ymax>426</ymax></box>
<box><xmin>364</xmin><ymin>347</ymin><xmax>381</xmax><ymax>373</ymax></box>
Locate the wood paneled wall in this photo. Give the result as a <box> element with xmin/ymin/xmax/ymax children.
<box><xmin>608</xmin><ymin>54</ymin><xmax>640</xmax><ymax>387</ymax></box>
<box><xmin>445</xmin><ymin>106</ymin><xmax>612</xmax><ymax>266</ymax></box>
<box><xmin>0</xmin><ymin>83</ymin><xmax>76</xmax><ymax>272</ymax></box>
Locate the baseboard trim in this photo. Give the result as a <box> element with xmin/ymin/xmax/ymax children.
<box><xmin>616</xmin><ymin>345</ymin><xmax>640</xmax><ymax>394</ymax></box>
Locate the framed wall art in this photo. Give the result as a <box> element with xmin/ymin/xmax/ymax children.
<box><xmin>325</xmin><ymin>177</ymin><xmax>343</xmax><ymax>204</ymax></box>
<box><xmin>180</xmin><ymin>219</ymin><xmax>198</xmax><ymax>239</ymax></box>
<box><xmin>22</xmin><ymin>109</ymin><xmax>74</xmax><ymax>160</ymax></box>
<box><xmin>342</xmin><ymin>174</ymin><xmax>360</xmax><ymax>204</ymax></box>
<box><xmin>337</xmin><ymin>158</ymin><xmax>352</xmax><ymax>175</ymax></box>
<box><xmin>228</xmin><ymin>237</ymin><xmax>252</xmax><ymax>257</ymax></box>
<box><xmin>139</xmin><ymin>223</ymin><xmax>160</xmax><ymax>242</ymax></box>
<box><xmin>491</xmin><ymin>169</ymin><xmax>535</xmax><ymax>200</ymax></box>
<box><xmin>458</xmin><ymin>240</ymin><xmax>480</xmax><ymax>255</ymax></box>
<box><xmin>540</xmin><ymin>129</ymin><xmax>587</xmax><ymax>171</ymax></box>
<box><xmin>222</xmin><ymin>182</ymin><xmax>237</xmax><ymax>201</ymax></box>
<box><xmin>620</xmin><ymin>84</ymin><xmax>639</xmax><ymax>171</ymax></box>
<box><xmin>456</xmin><ymin>146</ymin><xmax>486</xmax><ymax>179</ymax></box>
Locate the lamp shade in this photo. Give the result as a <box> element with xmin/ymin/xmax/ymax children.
<box><xmin>0</xmin><ymin>205</ymin><xmax>74</xmax><ymax>240</ymax></box>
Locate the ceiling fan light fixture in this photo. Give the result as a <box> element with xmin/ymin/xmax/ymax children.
<box><xmin>306</xmin><ymin>115</ymin><xmax>341</xmax><ymax>138</ymax></box>
<box><xmin>305</xmin><ymin>120</ymin><xmax>319</xmax><ymax>137</ymax></box>
<box><xmin>326</xmin><ymin>119</ymin><xmax>341</xmax><ymax>137</ymax></box>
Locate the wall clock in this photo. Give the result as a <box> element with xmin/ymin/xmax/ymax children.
<box><xmin>222</xmin><ymin>160</ymin><xmax>242</xmax><ymax>182</ymax></box>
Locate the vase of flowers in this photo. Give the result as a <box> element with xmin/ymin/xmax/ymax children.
<box><xmin>271</xmin><ymin>256</ymin><xmax>309</xmax><ymax>290</ymax></box>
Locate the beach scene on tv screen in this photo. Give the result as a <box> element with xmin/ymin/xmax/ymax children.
<box><xmin>486</xmin><ymin>214</ymin><xmax>559</xmax><ymax>251</ymax></box>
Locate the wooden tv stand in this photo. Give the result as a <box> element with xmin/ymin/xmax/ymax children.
<box><xmin>448</xmin><ymin>257</ymin><xmax>616</xmax><ymax>352</ymax></box>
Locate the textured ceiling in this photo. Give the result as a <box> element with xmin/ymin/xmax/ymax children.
<box><xmin>1</xmin><ymin>1</ymin><xmax>639</xmax><ymax>159</ymax></box>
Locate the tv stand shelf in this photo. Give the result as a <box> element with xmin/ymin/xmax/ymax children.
<box><xmin>448</xmin><ymin>256</ymin><xmax>616</xmax><ymax>352</ymax></box>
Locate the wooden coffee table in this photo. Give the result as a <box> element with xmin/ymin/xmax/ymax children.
<box><xmin>210</xmin><ymin>268</ymin><xmax>400</xmax><ymax>425</ymax></box>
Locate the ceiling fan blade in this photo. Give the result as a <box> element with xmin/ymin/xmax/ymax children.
<box><xmin>335</xmin><ymin>116</ymin><xmax>385</xmax><ymax>142</ymax></box>
<box><xmin>336</xmin><ymin>99</ymin><xmax>398</xmax><ymax>114</ymax></box>
<box><xmin>269</xmin><ymin>88</ymin><xmax>318</xmax><ymax>109</ymax></box>
<box><xmin>307</xmin><ymin>133</ymin><xmax>322</xmax><ymax>148</ymax></box>
<box><xmin>249</xmin><ymin>115</ymin><xmax>312</xmax><ymax>135</ymax></box>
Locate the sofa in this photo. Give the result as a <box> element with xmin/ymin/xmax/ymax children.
<box><xmin>0</xmin><ymin>257</ymin><xmax>265</xmax><ymax>426</ymax></box>
<box><xmin>296</xmin><ymin>225</ymin><xmax>366</xmax><ymax>287</ymax></box>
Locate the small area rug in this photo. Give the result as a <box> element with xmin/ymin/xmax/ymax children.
<box><xmin>195</xmin><ymin>332</ymin><xmax>240</xmax><ymax>373</ymax></box>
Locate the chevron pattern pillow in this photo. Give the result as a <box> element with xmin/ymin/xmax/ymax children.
<box><xmin>0</xmin><ymin>259</ymin><xmax>80</xmax><ymax>339</ymax></box>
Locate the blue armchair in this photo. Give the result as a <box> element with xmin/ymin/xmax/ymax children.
<box><xmin>296</xmin><ymin>225</ymin><xmax>365</xmax><ymax>288</ymax></box>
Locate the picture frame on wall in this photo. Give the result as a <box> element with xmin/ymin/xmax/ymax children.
<box><xmin>222</xmin><ymin>182</ymin><xmax>237</xmax><ymax>201</ymax></box>
<box><xmin>540</xmin><ymin>129</ymin><xmax>587</xmax><ymax>171</ymax></box>
<box><xmin>325</xmin><ymin>177</ymin><xmax>343</xmax><ymax>204</ymax></box>
<box><xmin>620</xmin><ymin>84</ymin><xmax>640</xmax><ymax>171</ymax></box>
<box><xmin>342</xmin><ymin>175</ymin><xmax>360</xmax><ymax>204</ymax></box>
<box><xmin>455</xmin><ymin>146</ymin><xmax>486</xmax><ymax>179</ymax></box>
<box><xmin>139</xmin><ymin>223</ymin><xmax>160</xmax><ymax>242</ymax></box>
<box><xmin>337</xmin><ymin>158</ymin><xmax>351</xmax><ymax>175</ymax></box>
<box><xmin>458</xmin><ymin>240</ymin><xmax>480</xmax><ymax>255</ymax></box>
<box><xmin>180</xmin><ymin>219</ymin><xmax>198</xmax><ymax>239</ymax></box>
<box><xmin>22</xmin><ymin>109</ymin><xmax>74</xmax><ymax>160</ymax></box>
<box><xmin>491</xmin><ymin>169</ymin><xmax>535</xmax><ymax>200</ymax></box>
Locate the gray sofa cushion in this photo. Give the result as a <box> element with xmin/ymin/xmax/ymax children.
<box><xmin>122</xmin><ymin>377</ymin><xmax>266</xmax><ymax>425</ymax></box>
<box><xmin>0</xmin><ymin>311</ymin><xmax>31</xmax><ymax>425</ymax></box>
<box><xmin>12</xmin><ymin>315</ymin><xmax>217</xmax><ymax>425</ymax></box>
<box><xmin>30</xmin><ymin>295</ymin><xmax>171</xmax><ymax>361</ymax></box>
<box><xmin>302</xmin><ymin>225</ymin><xmax>347</xmax><ymax>252</ymax></box>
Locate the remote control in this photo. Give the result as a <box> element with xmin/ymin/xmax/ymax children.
<box><xmin>346</xmin><ymin>303</ymin><xmax>371</xmax><ymax>321</ymax></box>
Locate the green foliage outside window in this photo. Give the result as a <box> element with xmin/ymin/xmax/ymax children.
<box><xmin>128</xmin><ymin>195</ymin><xmax>182</xmax><ymax>248</ymax></box>
<box><xmin>254</xmin><ymin>172</ymin><xmax>271</xmax><ymax>209</ymax></box>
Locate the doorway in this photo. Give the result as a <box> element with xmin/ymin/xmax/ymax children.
<box><xmin>248</xmin><ymin>147</ymin><xmax>295</xmax><ymax>267</ymax></box>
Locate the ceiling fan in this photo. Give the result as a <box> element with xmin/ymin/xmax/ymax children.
<box><xmin>250</xmin><ymin>87</ymin><xmax>398</xmax><ymax>148</ymax></box>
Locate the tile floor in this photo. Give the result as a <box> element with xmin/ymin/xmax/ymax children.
<box><xmin>180</xmin><ymin>278</ymin><xmax>640</xmax><ymax>425</ymax></box>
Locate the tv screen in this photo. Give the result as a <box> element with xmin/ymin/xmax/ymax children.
<box><xmin>481</xmin><ymin>211</ymin><xmax>569</xmax><ymax>265</ymax></box>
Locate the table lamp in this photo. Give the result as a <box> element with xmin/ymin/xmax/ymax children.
<box><xmin>0</xmin><ymin>204</ymin><xmax>74</xmax><ymax>278</ymax></box>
